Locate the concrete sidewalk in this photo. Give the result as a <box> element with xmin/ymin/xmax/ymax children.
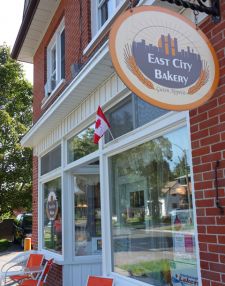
<box><xmin>0</xmin><ymin>244</ymin><xmax>22</xmax><ymax>270</ymax></box>
<box><xmin>0</xmin><ymin>244</ymin><xmax>24</xmax><ymax>285</ymax></box>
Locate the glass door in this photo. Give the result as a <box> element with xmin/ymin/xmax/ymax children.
<box><xmin>73</xmin><ymin>162</ymin><xmax>101</xmax><ymax>256</ymax></box>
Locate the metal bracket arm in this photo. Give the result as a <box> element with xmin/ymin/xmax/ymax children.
<box><xmin>160</xmin><ymin>0</ymin><xmax>221</xmax><ymax>23</ymax></box>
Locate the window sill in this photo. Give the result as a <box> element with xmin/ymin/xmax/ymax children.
<box><xmin>39</xmin><ymin>249</ymin><xmax>102</xmax><ymax>266</ymax></box>
<box><xmin>41</xmin><ymin>79</ymin><xmax>65</xmax><ymax>109</ymax></box>
<box><xmin>40</xmin><ymin>249</ymin><xmax>64</xmax><ymax>265</ymax></box>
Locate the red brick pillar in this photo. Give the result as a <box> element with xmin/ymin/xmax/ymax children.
<box><xmin>190</xmin><ymin>3</ymin><xmax>225</xmax><ymax>285</ymax></box>
<box><xmin>32</xmin><ymin>155</ymin><xmax>39</xmax><ymax>250</ymax></box>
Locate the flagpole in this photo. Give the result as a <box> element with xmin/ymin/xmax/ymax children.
<box><xmin>108</xmin><ymin>128</ymin><xmax>115</xmax><ymax>140</ymax></box>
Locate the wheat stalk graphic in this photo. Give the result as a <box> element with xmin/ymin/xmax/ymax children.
<box><xmin>188</xmin><ymin>61</ymin><xmax>209</xmax><ymax>95</ymax></box>
<box><xmin>124</xmin><ymin>44</ymin><xmax>154</xmax><ymax>90</ymax></box>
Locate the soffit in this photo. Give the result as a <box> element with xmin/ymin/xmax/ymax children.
<box><xmin>15</xmin><ymin>0</ymin><xmax>60</xmax><ymax>63</ymax></box>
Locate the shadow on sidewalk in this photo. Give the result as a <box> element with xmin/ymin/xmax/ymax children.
<box><xmin>0</xmin><ymin>243</ymin><xmax>22</xmax><ymax>257</ymax></box>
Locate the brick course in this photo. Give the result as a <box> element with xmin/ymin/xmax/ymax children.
<box><xmin>190</xmin><ymin>2</ymin><xmax>225</xmax><ymax>284</ymax></box>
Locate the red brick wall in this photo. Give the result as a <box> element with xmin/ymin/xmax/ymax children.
<box><xmin>33</xmin><ymin>0</ymin><xmax>91</xmax><ymax>123</ymax></box>
<box><xmin>32</xmin><ymin>155</ymin><xmax>38</xmax><ymax>250</ymax></box>
<box><xmin>190</xmin><ymin>3</ymin><xmax>225</xmax><ymax>285</ymax></box>
<box><xmin>46</xmin><ymin>264</ymin><xmax>63</xmax><ymax>286</ymax></box>
<box><xmin>32</xmin><ymin>2</ymin><xmax>91</xmax><ymax>284</ymax></box>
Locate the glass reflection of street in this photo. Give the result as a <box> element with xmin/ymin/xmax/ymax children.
<box><xmin>74</xmin><ymin>165</ymin><xmax>102</xmax><ymax>256</ymax></box>
<box><xmin>110</xmin><ymin>126</ymin><xmax>197</xmax><ymax>286</ymax></box>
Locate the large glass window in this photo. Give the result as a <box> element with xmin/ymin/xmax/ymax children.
<box><xmin>110</xmin><ymin>127</ymin><xmax>198</xmax><ymax>285</ymax></box>
<box><xmin>43</xmin><ymin>177</ymin><xmax>62</xmax><ymax>253</ymax></box>
<box><xmin>105</xmin><ymin>94</ymin><xmax>168</xmax><ymax>143</ymax></box>
<box><xmin>41</xmin><ymin>145</ymin><xmax>61</xmax><ymax>175</ymax></box>
<box><xmin>45</xmin><ymin>19</ymin><xmax>65</xmax><ymax>97</ymax></box>
<box><xmin>67</xmin><ymin>124</ymin><xmax>98</xmax><ymax>164</ymax></box>
<box><xmin>60</xmin><ymin>29</ymin><xmax>65</xmax><ymax>79</ymax></box>
<box><xmin>50</xmin><ymin>45</ymin><xmax>57</xmax><ymax>90</ymax></box>
<box><xmin>74</xmin><ymin>172</ymin><xmax>101</xmax><ymax>256</ymax></box>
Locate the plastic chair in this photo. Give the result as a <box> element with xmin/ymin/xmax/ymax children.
<box><xmin>86</xmin><ymin>276</ymin><xmax>114</xmax><ymax>286</ymax></box>
<box><xmin>9</xmin><ymin>253</ymin><xmax>44</xmax><ymax>283</ymax></box>
<box><xmin>19</xmin><ymin>258</ymin><xmax>54</xmax><ymax>286</ymax></box>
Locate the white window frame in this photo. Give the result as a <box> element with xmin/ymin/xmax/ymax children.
<box><xmin>45</xmin><ymin>18</ymin><xmax>65</xmax><ymax>99</ymax></box>
<box><xmin>97</xmin><ymin>0</ymin><xmax>117</xmax><ymax>29</ymax></box>
<box><xmin>84</xmin><ymin>0</ymin><xmax>148</xmax><ymax>55</ymax></box>
<box><xmin>99</xmin><ymin>110</ymin><xmax>201</xmax><ymax>286</ymax></box>
<box><xmin>36</xmin><ymin>92</ymin><xmax>201</xmax><ymax>282</ymax></box>
<box><xmin>38</xmin><ymin>142</ymin><xmax>64</xmax><ymax>263</ymax></box>
<box><xmin>39</xmin><ymin>171</ymin><xmax>63</xmax><ymax>262</ymax></box>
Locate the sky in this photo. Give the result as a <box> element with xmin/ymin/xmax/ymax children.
<box><xmin>0</xmin><ymin>0</ymin><xmax>33</xmax><ymax>83</ymax></box>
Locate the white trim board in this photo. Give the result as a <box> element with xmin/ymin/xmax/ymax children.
<box><xmin>21</xmin><ymin>41</ymin><xmax>112</xmax><ymax>148</ymax></box>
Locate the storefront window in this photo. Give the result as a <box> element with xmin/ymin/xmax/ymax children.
<box><xmin>105</xmin><ymin>94</ymin><xmax>168</xmax><ymax>143</ymax></box>
<box><xmin>43</xmin><ymin>177</ymin><xmax>62</xmax><ymax>253</ymax></box>
<box><xmin>74</xmin><ymin>173</ymin><xmax>101</xmax><ymax>256</ymax></box>
<box><xmin>110</xmin><ymin>126</ymin><xmax>198</xmax><ymax>285</ymax></box>
<box><xmin>135</xmin><ymin>96</ymin><xmax>168</xmax><ymax>128</ymax></box>
<box><xmin>105</xmin><ymin>96</ymin><xmax>134</xmax><ymax>142</ymax></box>
<box><xmin>41</xmin><ymin>145</ymin><xmax>61</xmax><ymax>175</ymax></box>
<box><xmin>67</xmin><ymin>124</ymin><xmax>98</xmax><ymax>164</ymax></box>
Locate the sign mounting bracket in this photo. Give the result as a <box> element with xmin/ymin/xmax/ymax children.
<box><xmin>159</xmin><ymin>0</ymin><xmax>221</xmax><ymax>23</ymax></box>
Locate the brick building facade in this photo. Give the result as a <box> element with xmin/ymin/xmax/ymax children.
<box><xmin>12</xmin><ymin>0</ymin><xmax>225</xmax><ymax>286</ymax></box>
<box><xmin>190</xmin><ymin>3</ymin><xmax>225</xmax><ymax>284</ymax></box>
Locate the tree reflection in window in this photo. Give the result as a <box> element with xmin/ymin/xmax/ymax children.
<box><xmin>67</xmin><ymin>125</ymin><xmax>98</xmax><ymax>163</ymax></box>
<box><xmin>112</xmin><ymin>136</ymin><xmax>173</xmax><ymax>226</ymax></box>
<box><xmin>110</xmin><ymin>127</ymin><xmax>196</xmax><ymax>286</ymax></box>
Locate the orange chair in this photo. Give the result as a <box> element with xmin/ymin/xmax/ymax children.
<box><xmin>87</xmin><ymin>276</ymin><xmax>114</xmax><ymax>286</ymax></box>
<box><xmin>9</xmin><ymin>254</ymin><xmax>44</xmax><ymax>283</ymax></box>
<box><xmin>19</xmin><ymin>258</ymin><xmax>54</xmax><ymax>286</ymax></box>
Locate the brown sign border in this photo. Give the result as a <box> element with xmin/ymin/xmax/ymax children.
<box><xmin>109</xmin><ymin>6</ymin><xmax>219</xmax><ymax>111</ymax></box>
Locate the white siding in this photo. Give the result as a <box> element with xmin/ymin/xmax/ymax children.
<box><xmin>35</xmin><ymin>72</ymin><xmax>127</xmax><ymax>156</ymax></box>
<box><xmin>63</xmin><ymin>261</ymin><xmax>102</xmax><ymax>286</ymax></box>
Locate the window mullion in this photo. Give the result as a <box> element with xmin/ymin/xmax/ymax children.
<box><xmin>98</xmin><ymin>0</ymin><xmax>106</xmax><ymax>8</ymax></box>
<box><xmin>56</xmin><ymin>33</ymin><xmax>60</xmax><ymax>83</ymax></box>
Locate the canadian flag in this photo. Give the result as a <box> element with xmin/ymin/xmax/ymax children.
<box><xmin>94</xmin><ymin>106</ymin><xmax>110</xmax><ymax>144</ymax></box>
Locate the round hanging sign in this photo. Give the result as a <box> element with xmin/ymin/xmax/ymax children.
<box><xmin>109</xmin><ymin>6</ymin><xmax>219</xmax><ymax>110</ymax></box>
<box><xmin>46</xmin><ymin>191</ymin><xmax>58</xmax><ymax>221</ymax></box>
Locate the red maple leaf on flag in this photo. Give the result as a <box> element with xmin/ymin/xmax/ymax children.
<box><xmin>94</xmin><ymin>106</ymin><xmax>111</xmax><ymax>144</ymax></box>
<box><xmin>95</xmin><ymin>118</ymin><xmax>101</xmax><ymax>129</ymax></box>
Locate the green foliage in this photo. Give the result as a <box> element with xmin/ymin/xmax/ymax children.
<box><xmin>68</xmin><ymin>127</ymin><xmax>97</xmax><ymax>161</ymax></box>
<box><xmin>0</xmin><ymin>44</ymin><xmax>33</xmax><ymax>215</ymax></box>
<box><xmin>119</xmin><ymin>259</ymin><xmax>170</xmax><ymax>278</ymax></box>
<box><xmin>173</xmin><ymin>153</ymin><xmax>190</xmax><ymax>179</ymax></box>
<box><xmin>112</xmin><ymin>136</ymin><xmax>173</xmax><ymax>224</ymax></box>
<box><xmin>0</xmin><ymin>211</ymin><xmax>11</xmax><ymax>221</ymax></box>
<box><xmin>0</xmin><ymin>239</ymin><xmax>10</xmax><ymax>251</ymax></box>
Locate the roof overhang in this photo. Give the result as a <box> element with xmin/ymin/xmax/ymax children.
<box><xmin>12</xmin><ymin>0</ymin><xmax>185</xmax><ymax>63</ymax></box>
<box><xmin>21</xmin><ymin>41</ymin><xmax>114</xmax><ymax>147</ymax></box>
<box><xmin>12</xmin><ymin>0</ymin><xmax>60</xmax><ymax>63</ymax></box>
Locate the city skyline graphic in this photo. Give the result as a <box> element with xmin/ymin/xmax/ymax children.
<box><xmin>132</xmin><ymin>33</ymin><xmax>203</xmax><ymax>89</ymax></box>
